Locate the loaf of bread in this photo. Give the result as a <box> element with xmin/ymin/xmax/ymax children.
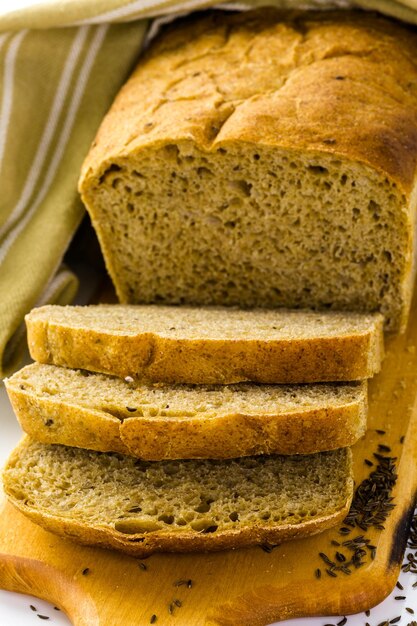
<box><xmin>25</xmin><ymin>304</ymin><xmax>383</xmax><ymax>384</ymax></box>
<box><xmin>5</xmin><ymin>363</ymin><xmax>367</xmax><ymax>459</ymax></box>
<box><xmin>3</xmin><ymin>438</ymin><xmax>353</xmax><ymax>556</ymax></box>
<box><xmin>79</xmin><ymin>9</ymin><xmax>417</xmax><ymax>331</ymax></box>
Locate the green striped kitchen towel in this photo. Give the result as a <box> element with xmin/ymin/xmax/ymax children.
<box><xmin>0</xmin><ymin>18</ymin><xmax>147</xmax><ymax>376</ymax></box>
<box><xmin>0</xmin><ymin>0</ymin><xmax>416</xmax><ymax>377</ymax></box>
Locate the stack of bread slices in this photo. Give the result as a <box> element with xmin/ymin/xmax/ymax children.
<box><xmin>2</xmin><ymin>304</ymin><xmax>384</xmax><ymax>556</ymax></box>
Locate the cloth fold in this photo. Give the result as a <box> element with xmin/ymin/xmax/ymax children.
<box><xmin>0</xmin><ymin>19</ymin><xmax>147</xmax><ymax>377</ymax></box>
<box><xmin>2</xmin><ymin>264</ymin><xmax>78</xmax><ymax>375</ymax></box>
<box><xmin>0</xmin><ymin>0</ymin><xmax>416</xmax><ymax>377</ymax></box>
<box><xmin>2</xmin><ymin>0</ymin><xmax>417</xmax><ymax>29</ymax></box>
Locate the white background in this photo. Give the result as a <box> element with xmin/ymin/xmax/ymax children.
<box><xmin>1</xmin><ymin>0</ymin><xmax>417</xmax><ymax>623</ymax></box>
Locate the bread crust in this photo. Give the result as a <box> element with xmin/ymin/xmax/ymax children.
<box><xmin>80</xmin><ymin>9</ymin><xmax>417</xmax><ymax>195</ymax></box>
<box><xmin>3</xmin><ymin>438</ymin><xmax>353</xmax><ymax>557</ymax></box>
<box><xmin>6</xmin><ymin>499</ymin><xmax>351</xmax><ymax>557</ymax></box>
<box><xmin>25</xmin><ymin>307</ymin><xmax>384</xmax><ymax>384</ymax></box>
<box><xmin>5</xmin><ymin>372</ymin><xmax>367</xmax><ymax>459</ymax></box>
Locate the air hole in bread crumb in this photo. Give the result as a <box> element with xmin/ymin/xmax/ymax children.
<box><xmin>308</xmin><ymin>165</ymin><xmax>329</xmax><ymax>175</ymax></box>
<box><xmin>194</xmin><ymin>501</ymin><xmax>211</xmax><ymax>513</ymax></box>
<box><xmin>164</xmin><ymin>144</ymin><xmax>180</xmax><ymax>159</ymax></box>
<box><xmin>163</xmin><ymin>464</ymin><xmax>180</xmax><ymax>476</ymax></box>
<box><xmin>368</xmin><ymin>199</ymin><xmax>381</xmax><ymax>221</ymax></box>
<box><xmin>98</xmin><ymin>163</ymin><xmax>121</xmax><ymax>184</ymax></box>
<box><xmin>202</xmin><ymin>525</ymin><xmax>218</xmax><ymax>534</ymax></box>
<box><xmin>127</xmin><ymin>506</ymin><xmax>142</xmax><ymax>513</ymax></box>
<box><xmin>228</xmin><ymin>180</ymin><xmax>252</xmax><ymax>197</ymax></box>
<box><xmin>197</xmin><ymin>166</ymin><xmax>213</xmax><ymax>177</ymax></box>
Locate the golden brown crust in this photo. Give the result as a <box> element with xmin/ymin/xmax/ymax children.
<box><xmin>6</xmin><ymin>384</ymin><xmax>130</xmax><ymax>455</ymax></box>
<box><xmin>6</xmin><ymin>500</ymin><xmax>351</xmax><ymax>557</ymax></box>
<box><xmin>5</xmin><ymin>379</ymin><xmax>367</xmax><ymax>459</ymax></box>
<box><xmin>25</xmin><ymin>312</ymin><xmax>384</xmax><ymax>384</ymax></box>
<box><xmin>80</xmin><ymin>9</ymin><xmax>417</xmax><ymax>195</ymax></box>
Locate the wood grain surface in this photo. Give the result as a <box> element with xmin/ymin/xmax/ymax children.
<box><xmin>0</xmin><ymin>292</ymin><xmax>416</xmax><ymax>625</ymax></box>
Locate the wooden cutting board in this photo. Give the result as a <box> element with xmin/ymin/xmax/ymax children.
<box><xmin>0</xmin><ymin>296</ymin><xmax>417</xmax><ymax>626</ymax></box>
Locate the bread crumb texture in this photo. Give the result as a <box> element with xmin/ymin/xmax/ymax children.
<box><xmin>28</xmin><ymin>303</ymin><xmax>383</xmax><ymax>339</ymax></box>
<box><xmin>10</xmin><ymin>363</ymin><xmax>365</xmax><ymax>420</ymax></box>
<box><xmin>3</xmin><ymin>440</ymin><xmax>352</xmax><ymax>553</ymax></box>
<box><xmin>79</xmin><ymin>9</ymin><xmax>417</xmax><ymax>331</ymax></box>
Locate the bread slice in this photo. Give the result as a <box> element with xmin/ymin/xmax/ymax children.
<box><xmin>25</xmin><ymin>304</ymin><xmax>384</xmax><ymax>384</ymax></box>
<box><xmin>78</xmin><ymin>9</ymin><xmax>417</xmax><ymax>331</ymax></box>
<box><xmin>5</xmin><ymin>363</ymin><xmax>367</xmax><ymax>459</ymax></box>
<box><xmin>3</xmin><ymin>438</ymin><xmax>353</xmax><ymax>556</ymax></box>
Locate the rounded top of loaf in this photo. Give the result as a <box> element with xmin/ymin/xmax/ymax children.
<box><xmin>80</xmin><ymin>8</ymin><xmax>417</xmax><ymax>195</ymax></box>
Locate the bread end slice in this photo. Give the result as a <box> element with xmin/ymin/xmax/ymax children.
<box><xmin>3</xmin><ymin>438</ymin><xmax>353</xmax><ymax>556</ymax></box>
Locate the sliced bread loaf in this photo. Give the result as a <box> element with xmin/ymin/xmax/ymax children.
<box><xmin>78</xmin><ymin>9</ymin><xmax>417</xmax><ymax>331</ymax></box>
<box><xmin>5</xmin><ymin>363</ymin><xmax>367</xmax><ymax>459</ymax></box>
<box><xmin>3</xmin><ymin>438</ymin><xmax>353</xmax><ymax>556</ymax></box>
<box><xmin>25</xmin><ymin>304</ymin><xmax>384</xmax><ymax>384</ymax></box>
